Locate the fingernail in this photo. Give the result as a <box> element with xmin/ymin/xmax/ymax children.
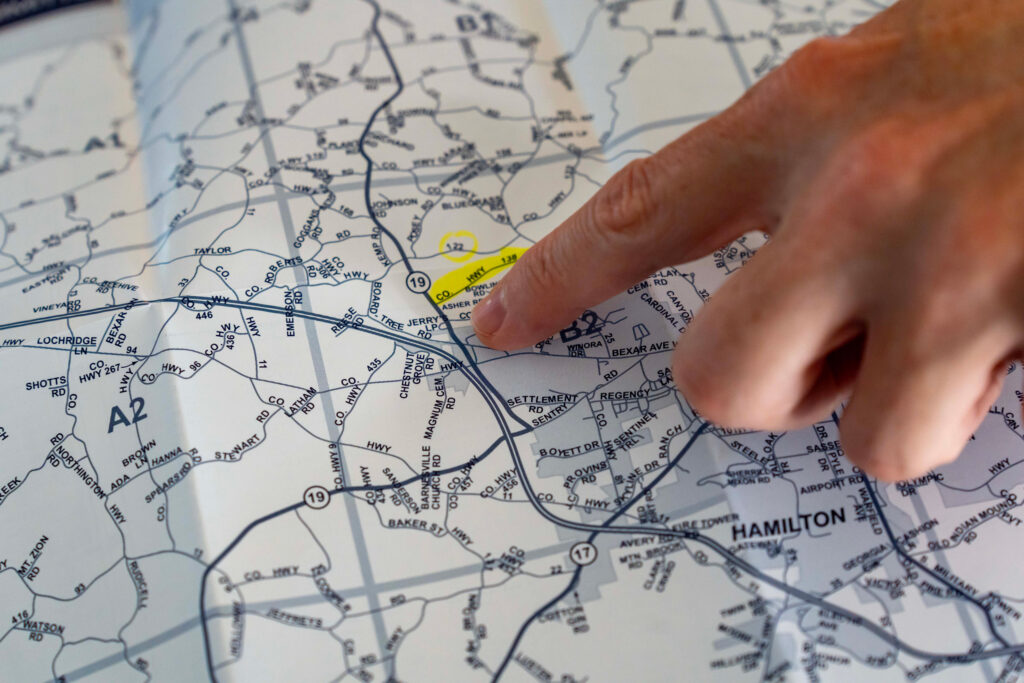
<box><xmin>472</xmin><ymin>287</ymin><xmax>506</xmax><ymax>337</ymax></box>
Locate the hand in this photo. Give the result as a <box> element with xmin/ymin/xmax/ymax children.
<box><xmin>471</xmin><ymin>0</ymin><xmax>1024</xmax><ymax>482</ymax></box>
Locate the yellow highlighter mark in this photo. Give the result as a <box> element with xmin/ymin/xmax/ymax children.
<box><xmin>430</xmin><ymin>246</ymin><xmax>528</xmax><ymax>304</ymax></box>
<box><xmin>439</xmin><ymin>230</ymin><xmax>478</xmax><ymax>263</ymax></box>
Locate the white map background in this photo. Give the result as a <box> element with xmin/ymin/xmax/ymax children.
<box><xmin>2</xmin><ymin>1</ymin><xmax>1024</xmax><ymax>681</ymax></box>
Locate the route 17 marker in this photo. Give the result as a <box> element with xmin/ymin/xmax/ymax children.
<box><xmin>570</xmin><ymin>541</ymin><xmax>597</xmax><ymax>566</ymax></box>
<box><xmin>406</xmin><ymin>271</ymin><xmax>431</xmax><ymax>293</ymax></box>
<box><xmin>304</xmin><ymin>485</ymin><xmax>331</xmax><ymax>509</ymax></box>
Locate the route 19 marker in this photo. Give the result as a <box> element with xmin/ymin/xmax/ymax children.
<box><xmin>303</xmin><ymin>485</ymin><xmax>331</xmax><ymax>509</ymax></box>
<box><xmin>570</xmin><ymin>541</ymin><xmax>597</xmax><ymax>566</ymax></box>
<box><xmin>406</xmin><ymin>271</ymin><xmax>431</xmax><ymax>294</ymax></box>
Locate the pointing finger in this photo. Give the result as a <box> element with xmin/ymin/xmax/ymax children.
<box><xmin>471</xmin><ymin>87</ymin><xmax>791</xmax><ymax>350</ymax></box>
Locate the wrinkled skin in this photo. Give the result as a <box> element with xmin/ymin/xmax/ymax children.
<box><xmin>471</xmin><ymin>0</ymin><xmax>1024</xmax><ymax>482</ymax></box>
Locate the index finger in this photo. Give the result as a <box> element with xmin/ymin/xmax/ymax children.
<box><xmin>471</xmin><ymin>85</ymin><xmax>790</xmax><ymax>351</ymax></box>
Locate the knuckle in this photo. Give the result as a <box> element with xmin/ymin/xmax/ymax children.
<box><xmin>838</xmin><ymin>424</ymin><xmax>895</xmax><ymax>479</ymax></box>
<box><xmin>909</xmin><ymin>286</ymin><xmax>961</xmax><ymax>339</ymax></box>
<box><xmin>808</xmin><ymin>125</ymin><xmax>926</xmax><ymax>234</ymax></box>
<box><xmin>838</xmin><ymin>126</ymin><xmax>922</xmax><ymax>202</ymax></box>
<box><xmin>891</xmin><ymin>284</ymin><xmax>975</xmax><ymax>368</ymax></box>
<box><xmin>673</xmin><ymin>350</ymin><xmax>741</xmax><ymax>427</ymax></box>
<box><xmin>854</xmin><ymin>450</ymin><xmax>934</xmax><ymax>483</ymax></box>
<box><xmin>837</xmin><ymin>133</ymin><xmax>892</xmax><ymax>189</ymax></box>
<box><xmin>840</xmin><ymin>417</ymin><xmax>938</xmax><ymax>483</ymax></box>
<box><xmin>779</xmin><ymin>35</ymin><xmax>890</xmax><ymax>125</ymax></box>
<box><xmin>854</xmin><ymin>454</ymin><xmax>916</xmax><ymax>483</ymax></box>
<box><xmin>590</xmin><ymin>157</ymin><xmax>660</xmax><ymax>239</ymax></box>
<box><xmin>514</xmin><ymin>239</ymin><xmax>563</xmax><ymax>296</ymax></box>
<box><xmin>781</xmin><ymin>37</ymin><xmax>847</xmax><ymax>99</ymax></box>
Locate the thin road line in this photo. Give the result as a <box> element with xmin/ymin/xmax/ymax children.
<box><xmin>13</xmin><ymin>1</ymin><xmax>1009</xmax><ymax>680</ymax></box>
<box><xmin>5</xmin><ymin>25</ymin><xmax>1011</xmax><ymax>669</ymax></box>
<box><xmin>12</xmin><ymin>295</ymin><xmax>1024</xmax><ymax>671</ymax></box>
<box><xmin>907</xmin><ymin>487</ymin><xmax>999</xmax><ymax>680</ymax></box>
<box><xmin>0</xmin><ymin>299</ymin><xmax>148</xmax><ymax>332</ymax></box>
<box><xmin>62</xmin><ymin>537</ymin><xmax>576</xmax><ymax>682</ymax></box>
<box><xmin>0</xmin><ymin>293</ymin><xmax>516</xmax><ymax>405</ymax></box>
<box><xmin>212</xmin><ymin>2</ymin><xmax>396</xmax><ymax>675</ymax></box>
<box><xmin>492</xmin><ymin>423</ymin><xmax>709</xmax><ymax>679</ymax></box>
<box><xmin>31</xmin><ymin>294</ymin><xmax>1023</xmax><ymax>679</ymax></box>
<box><xmin>0</xmin><ymin>109</ymin><xmax>715</xmax><ymax>292</ymax></box>
<box><xmin>831</xmin><ymin>413</ymin><xmax>1011</xmax><ymax>650</ymax></box>
<box><xmin>197</xmin><ymin>430</ymin><xmax>522</xmax><ymax>680</ymax></box>
<box><xmin>705</xmin><ymin>0</ymin><xmax>752</xmax><ymax>90</ymax></box>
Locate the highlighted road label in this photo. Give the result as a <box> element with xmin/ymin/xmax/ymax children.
<box><xmin>429</xmin><ymin>246</ymin><xmax>527</xmax><ymax>304</ymax></box>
